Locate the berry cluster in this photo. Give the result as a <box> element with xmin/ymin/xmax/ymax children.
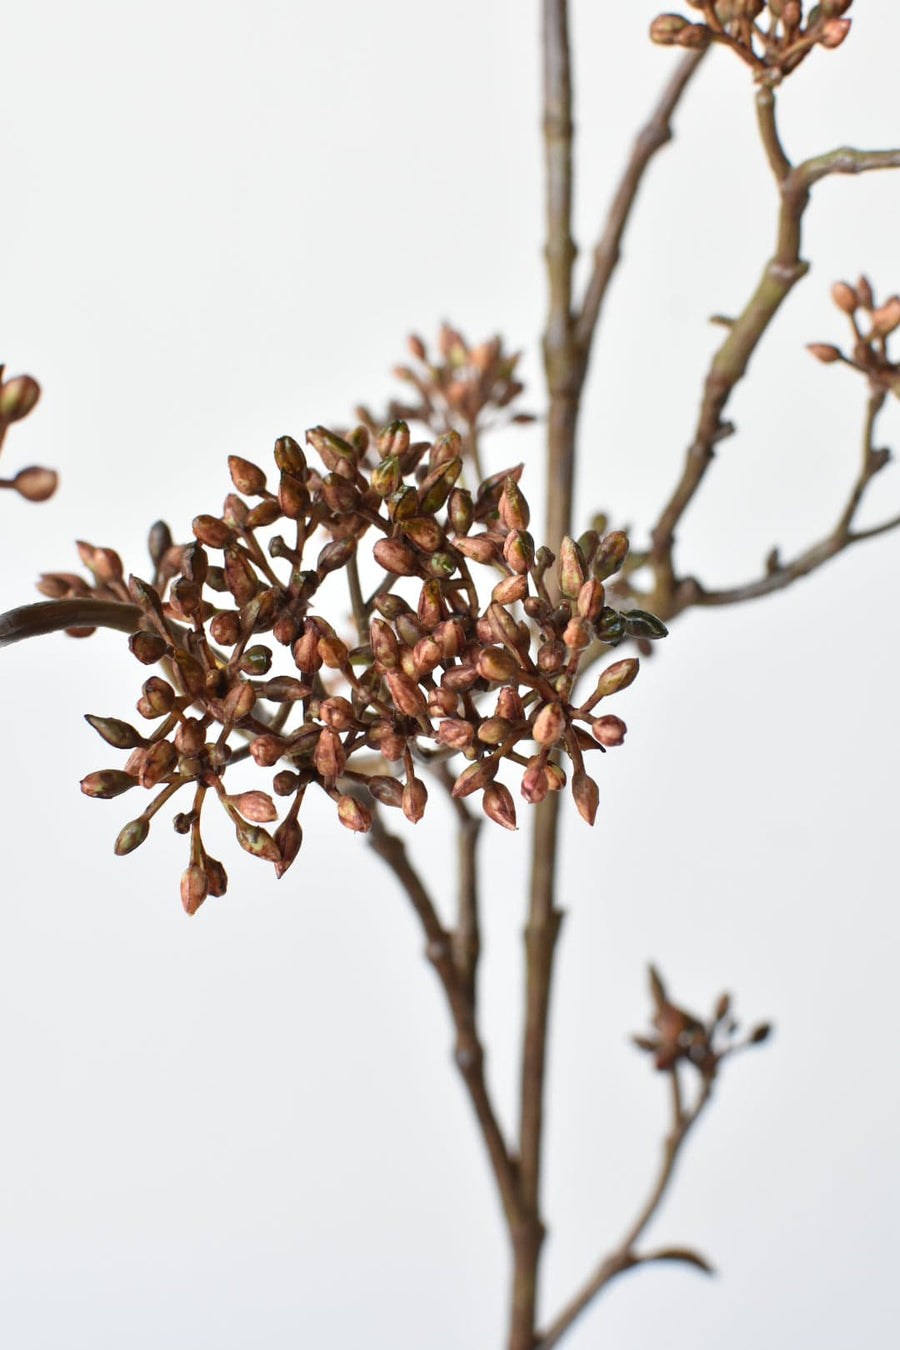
<box><xmin>55</xmin><ymin>420</ymin><xmax>665</xmax><ymax>913</ymax></box>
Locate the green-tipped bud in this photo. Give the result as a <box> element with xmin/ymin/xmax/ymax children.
<box><xmin>273</xmin><ymin>434</ymin><xmax>307</xmax><ymax>477</ymax></box>
<box><xmin>418</xmin><ymin>457</ymin><xmax>463</xmax><ymax>514</ymax></box>
<box><xmin>557</xmin><ymin>536</ymin><xmax>586</xmax><ymax>598</ymax></box>
<box><xmin>503</xmin><ymin>529</ymin><xmax>535</xmax><ymax>575</ymax></box>
<box><xmin>114</xmin><ymin>816</ymin><xmax>150</xmax><ymax>855</ymax></box>
<box><xmin>0</xmin><ymin>374</ymin><xmax>40</xmax><ymax>423</ymax></box>
<box><xmin>376</xmin><ymin>419</ymin><xmax>411</xmax><ymax>461</ymax></box>
<box><xmin>233</xmin><ymin>817</ymin><xmax>281</xmax><ymax>862</ymax></box>
<box><xmin>593</xmin><ymin>530</ymin><xmax>629</xmax><ymax>581</ymax></box>
<box><xmin>305</xmin><ymin>425</ymin><xmax>357</xmax><ymax>474</ymax></box>
<box><xmin>447</xmin><ymin>487</ymin><xmax>474</xmax><ymax>536</ymax></box>
<box><xmin>594</xmin><ymin>657</ymin><xmax>640</xmax><ymax>700</ymax></box>
<box><xmin>337</xmin><ymin>795</ymin><xmax>372</xmax><ymax>832</ymax></box>
<box><xmin>85</xmin><ymin>714</ymin><xmax>147</xmax><ymax>750</ymax></box>
<box><xmin>404</xmin><ymin>517</ymin><xmax>446</xmax><ymax>553</ymax></box>
<box><xmin>80</xmin><ymin>770</ymin><xmax>139</xmax><ymax>800</ymax></box>
<box><xmin>370</xmin><ymin>455</ymin><xmax>403</xmax><ymax>498</ymax></box>
<box><xmin>594</xmin><ymin>606</ymin><xmax>627</xmax><ymax>645</ymax></box>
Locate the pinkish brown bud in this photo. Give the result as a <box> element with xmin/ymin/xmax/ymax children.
<box><xmin>499</xmin><ymin>477</ymin><xmax>530</xmax><ymax>531</ymax></box>
<box><xmin>857</xmin><ymin>276</ymin><xmax>874</xmax><ymax>308</ymax></box>
<box><xmin>819</xmin><ymin>17</ymin><xmax>851</xmax><ymax>47</ymax></box>
<box><xmin>572</xmin><ymin>770</ymin><xmax>599</xmax><ymax>825</ymax></box>
<box><xmin>831</xmin><ymin>281</ymin><xmax>858</xmax><ymax>314</ymax></box>
<box><xmin>232</xmin><ymin>817</ymin><xmax>281</xmax><ymax>862</ymax></box>
<box><xmin>413</xmin><ymin>636</ymin><xmax>443</xmax><ymax>677</ymax></box>
<box><xmin>293</xmin><ymin>623</ymin><xmax>323</xmax><ymax>673</ymax></box>
<box><xmin>437</xmin><ymin>718</ymin><xmax>475</xmax><ymax>750</ymax></box>
<box><xmin>594</xmin><ymin>657</ymin><xmax>639</xmax><ymax>700</ymax></box>
<box><xmin>205</xmin><ymin>857</ymin><xmax>229</xmax><ymax>897</ymax></box>
<box><xmin>374</xmin><ymin>538</ymin><xmax>419</xmax><ymax>576</ymax></box>
<box><xmin>181</xmin><ymin>863</ymin><xmax>209</xmax><ymax>915</ymax></box>
<box><xmin>319</xmin><ymin>696</ymin><xmax>354</xmax><ymax>730</ymax></box>
<box><xmin>503</xmin><ymin>529</ymin><xmax>535</xmax><ymax>575</ymax></box>
<box><xmin>454</xmin><ymin>534</ymin><xmax>499</xmax><ymax>565</ymax></box>
<box><xmin>562</xmin><ymin>617</ymin><xmax>591</xmax><ymax>651</ymax></box>
<box><xmin>223</xmin><ymin>680</ymin><xmax>257</xmax><ymax>723</ymax></box>
<box><xmin>649</xmin><ymin>14</ymin><xmax>689</xmax><ymax>44</ymax></box>
<box><xmin>483</xmin><ymin>782</ymin><xmax>517</xmax><ymax>830</ymax></box>
<box><xmin>337</xmin><ymin>794</ymin><xmax>372</xmax><ymax>832</ymax></box>
<box><xmin>385</xmin><ymin>669</ymin><xmax>428</xmax><ymax>717</ymax></box>
<box><xmin>520</xmin><ymin>756</ymin><xmax>549</xmax><ymax>805</ymax></box>
<box><xmin>576</xmin><ymin>579</ymin><xmax>605</xmax><ymax>622</ymax></box>
<box><xmin>278</xmin><ymin>473</ymin><xmax>308</xmax><ymax>520</ymax></box>
<box><xmin>806</xmin><ymin>343</ymin><xmax>843</xmax><ymax>364</ymax></box>
<box><xmin>250</xmin><ymin>734</ymin><xmax>285</xmax><ymax>767</ymax></box>
<box><xmin>476</xmin><ymin>646</ymin><xmax>519</xmax><ymax>683</ymax></box>
<box><xmin>532</xmin><ymin>702</ymin><xmax>566</xmax><ymax>747</ymax></box>
<box><xmin>557</xmin><ymin>536</ymin><xmax>586</xmax><ymax>597</ymax></box>
<box><xmin>259</xmin><ymin>675</ymin><xmax>308</xmax><ymax>703</ymax></box>
<box><xmin>402</xmin><ymin>777</ymin><xmax>428</xmax><ymax>823</ymax></box>
<box><xmin>404</xmin><ymin>517</ymin><xmax>446</xmax><ymax>553</ymax></box>
<box><xmin>192</xmin><ymin>514</ymin><xmax>233</xmax><ymax>549</ymax></box>
<box><xmin>230</xmin><ymin>790</ymin><xmax>278</xmax><ymax>823</ymax></box>
<box><xmin>318</xmin><ymin>634</ymin><xmax>349</xmax><ymax>669</ymax></box>
<box><xmin>452</xmin><ymin>758</ymin><xmax>498</xmax><ymax>798</ymax></box>
<box><xmin>13</xmin><ymin>466</ymin><xmax>57</xmax><ymax>501</ymax></box>
<box><xmin>593</xmin><ymin>530</ymin><xmax>629</xmax><ymax>582</ymax></box>
<box><xmin>447</xmin><ymin>487</ymin><xmax>474</xmax><ymax>536</ymax></box>
<box><xmin>477</xmin><ymin>716</ymin><xmax>512</xmax><ymax>747</ymax></box>
<box><xmin>495</xmin><ymin>688</ymin><xmax>524</xmax><ymax>722</ymax></box>
<box><xmin>592</xmin><ymin>714</ymin><xmax>627</xmax><ymax>747</ymax></box>
<box><xmin>492</xmin><ymin>574</ymin><xmax>528</xmax><ymax>605</ymax></box>
<box><xmin>869</xmin><ymin>296</ymin><xmax>900</xmax><ymax>339</ymax></box>
<box><xmin>315</xmin><ymin>727</ymin><xmax>346</xmax><ymax>779</ymax></box>
<box><xmin>228</xmin><ymin>455</ymin><xmax>268</xmax><ymax>496</ymax></box>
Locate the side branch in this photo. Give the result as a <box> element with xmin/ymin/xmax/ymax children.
<box><xmin>367</xmin><ymin>813</ymin><xmax>521</xmax><ymax>1229</ymax></box>
<box><xmin>574</xmin><ymin>48</ymin><xmax>706</xmax><ymax>356</ymax></box>
<box><xmin>0</xmin><ymin>598</ymin><xmax>143</xmax><ymax>647</ymax></box>
<box><xmin>536</xmin><ymin>1073</ymin><xmax>714</xmax><ymax>1350</ymax></box>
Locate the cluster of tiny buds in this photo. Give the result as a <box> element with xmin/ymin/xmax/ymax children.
<box><xmin>0</xmin><ymin>368</ymin><xmax>57</xmax><ymax>503</ymax></box>
<box><xmin>57</xmin><ymin>417</ymin><xmax>667</xmax><ymax>914</ymax></box>
<box><xmin>355</xmin><ymin>325</ymin><xmax>534</xmax><ymax>466</ymax></box>
<box><xmin>807</xmin><ymin>277</ymin><xmax>900</xmax><ymax>397</ymax></box>
<box><xmin>650</xmin><ymin>1</ymin><xmax>852</xmax><ymax>78</ymax></box>
<box><xmin>633</xmin><ymin>966</ymin><xmax>771</xmax><ymax>1080</ymax></box>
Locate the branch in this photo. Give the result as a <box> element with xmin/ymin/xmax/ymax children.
<box><xmin>536</xmin><ymin>1072</ymin><xmax>714</xmax><ymax>1350</ymax></box>
<box><xmin>366</xmin><ymin>811</ymin><xmax>521</xmax><ymax>1231</ymax></box>
<box><xmin>432</xmin><ymin>761</ymin><xmax>483</xmax><ymax>1008</ymax></box>
<box><xmin>574</xmin><ymin>48</ymin><xmax>706</xmax><ymax>355</ymax></box>
<box><xmin>647</xmin><ymin>96</ymin><xmax>900</xmax><ymax>616</ymax></box>
<box><xmin>0</xmin><ymin>598</ymin><xmax>143</xmax><ymax>647</ymax></box>
<box><xmin>687</xmin><ymin>389</ymin><xmax>898</xmax><ymax>608</ymax></box>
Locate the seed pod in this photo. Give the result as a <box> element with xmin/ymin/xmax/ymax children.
<box><xmin>624</xmin><ymin>609</ymin><xmax>668</xmax><ymax>640</ymax></box>
<box><xmin>594</xmin><ymin>606</ymin><xmax>627</xmax><ymax>645</ymax></box>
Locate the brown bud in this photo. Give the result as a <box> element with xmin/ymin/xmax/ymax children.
<box><xmin>192</xmin><ymin>514</ymin><xmax>233</xmax><ymax>549</ymax></box>
<box><xmin>273</xmin><ymin>434</ymin><xmax>307</xmax><ymax>476</ymax></box>
<box><xmin>594</xmin><ymin>657</ymin><xmax>639</xmax><ymax>700</ymax></box>
<box><xmin>819</xmin><ymin>16</ymin><xmax>851</xmax><ymax>47</ymax></box>
<box><xmin>314</xmin><ymin>727</ymin><xmax>346</xmax><ymax>779</ymax></box>
<box><xmin>454</xmin><ymin>534</ymin><xmax>498</xmax><ymax>565</ymax></box>
<box><xmin>557</xmin><ymin>536</ymin><xmax>586</xmax><ymax>597</ymax></box>
<box><xmin>376</xmin><ymin>419</ymin><xmax>411</xmax><ymax>461</ymax></box>
<box><xmin>572</xmin><ymin>770</ymin><xmax>599</xmax><ymax>825</ymax></box>
<box><xmin>869</xmin><ymin>296</ymin><xmax>900</xmax><ymax>339</ymax></box>
<box><xmin>492</xmin><ymin>574</ymin><xmax>528</xmax><ymax>606</ymax></box>
<box><xmin>318</xmin><ymin>634</ymin><xmax>349</xmax><ymax>669</ymax></box>
<box><xmin>437</xmin><ymin>718</ymin><xmax>475</xmax><ymax>750</ymax></box>
<box><xmin>857</xmin><ymin>275</ymin><xmax>874</xmax><ymax>309</ymax></box>
<box><xmin>128</xmin><ymin>631</ymin><xmax>170</xmax><ymax>666</ymax></box>
<box><xmin>404</xmin><ymin>517</ymin><xmax>446</xmax><ymax>553</ymax></box>
<box><xmin>114</xmin><ymin>817</ymin><xmax>150</xmax><ymax>855</ymax></box>
<box><xmin>337</xmin><ymin>795</ymin><xmax>372</xmax><ymax>832</ymax></box>
<box><xmin>0</xmin><ymin>374</ymin><xmax>41</xmax><ymax>423</ymax></box>
<box><xmin>233</xmin><ymin>817</ymin><xmax>281</xmax><ymax>862</ymax></box>
<box><xmin>483</xmin><ymin>782</ymin><xmax>517</xmax><ymax>830</ymax></box>
<box><xmin>278</xmin><ymin>473</ymin><xmax>308</xmax><ymax>520</ymax></box>
<box><xmin>80</xmin><ymin>770</ymin><xmax>138</xmax><ymax>800</ymax></box>
<box><xmin>452</xmin><ymin>758</ymin><xmax>498</xmax><ymax>798</ymax></box>
<box><xmin>447</xmin><ymin>487</ymin><xmax>474</xmax><ymax>536</ymax></box>
<box><xmin>562</xmin><ymin>617</ymin><xmax>591</xmax><ymax>651</ymax></box>
<box><xmin>831</xmin><ymin>280</ymin><xmax>858</xmax><ymax>314</ymax></box>
<box><xmin>806</xmin><ymin>343</ymin><xmax>842</xmax><ymax>364</ymax></box>
<box><xmin>274</xmin><ymin>816</ymin><xmax>303</xmax><ymax>878</ymax></box>
<box><xmin>85</xmin><ymin>714</ymin><xmax>147</xmax><ymax>750</ymax></box>
<box><xmin>503</xmin><ymin>529</ymin><xmax>535</xmax><ymax>575</ymax></box>
<box><xmin>593</xmin><ymin>530</ymin><xmax>629</xmax><ymax>582</ymax></box>
<box><xmin>250</xmin><ymin>733</ymin><xmax>285</xmax><ymax>767</ymax></box>
<box><xmin>385</xmin><ymin>669</ymin><xmax>428</xmax><ymax>718</ymax></box>
<box><xmin>499</xmin><ymin>477</ymin><xmax>530</xmax><ymax>531</ymax></box>
<box><xmin>228</xmin><ymin>455</ymin><xmax>268</xmax><ymax>496</ymax></box>
<box><xmin>367</xmin><ymin>775</ymin><xmax>405</xmax><ymax>808</ymax></box>
<box><xmin>231</xmin><ymin>790</ymin><xmax>278</xmax><ymax>823</ymax></box>
<box><xmin>476</xmin><ymin>646</ymin><xmax>519</xmax><ymax>683</ymax></box>
<box><xmin>477</xmin><ymin>716</ymin><xmax>512</xmax><ymax>747</ymax></box>
<box><xmin>418</xmin><ymin>457</ymin><xmax>463</xmax><ymax>514</ymax></box>
<box><xmin>402</xmin><ymin>777</ymin><xmax>428</xmax><ymax>823</ymax></box>
<box><xmin>13</xmin><ymin>466</ymin><xmax>58</xmax><ymax>501</ymax></box>
<box><xmin>181</xmin><ymin>863</ymin><xmax>209</xmax><ymax>915</ymax></box>
<box><xmin>520</xmin><ymin>757</ymin><xmax>549</xmax><ymax>805</ymax></box>
<box><xmin>374</xmin><ymin>538</ymin><xmax>419</xmax><ymax>576</ymax></box>
<box><xmin>649</xmin><ymin>14</ymin><xmax>689</xmax><ymax>44</ymax></box>
<box><xmin>592</xmin><ymin>714</ymin><xmax>627</xmax><ymax>747</ymax></box>
<box><xmin>320</xmin><ymin>696</ymin><xmax>354</xmax><ymax>730</ymax></box>
<box><xmin>293</xmin><ymin>623</ymin><xmax>323</xmax><ymax>674</ymax></box>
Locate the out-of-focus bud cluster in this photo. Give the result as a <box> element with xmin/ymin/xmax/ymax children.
<box><xmin>0</xmin><ymin>367</ymin><xmax>57</xmax><ymax>503</ymax></box>
<box><xmin>356</xmin><ymin>325</ymin><xmax>535</xmax><ymax>466</ymax></box>
<box><xmin>633</xmin><ymin>965</ymin><xmax>771</xmax><ymax>1079</ymax></box>
<box><xmin>60</xmin><ymin>419</ymin><xmax>664</xmax><ymax>913</ymax></box>
<box><xmin>650</xmin><ymin>1</ymin><xmax>853</xmax><ymax>80</ymax></box>
<box><xmin>807</xmin><ymin>276</ymin><xmax>900</xmax><ymax>400</ymax></box>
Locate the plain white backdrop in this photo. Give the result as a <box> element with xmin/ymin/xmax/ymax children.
<box><xmin>2</xmin><ymin>3</ymin><xmax>898</xmax><ymax>1347</ymax></box>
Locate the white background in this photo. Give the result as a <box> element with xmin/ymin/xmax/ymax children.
<box><xmin>2</xmin><ymin>3</ymin><xmax>898</xmax><ymax>1347</ymax></box>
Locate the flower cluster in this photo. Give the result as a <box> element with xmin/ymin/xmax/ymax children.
<box><xmin>0</xmin><ymin>368</ymin><xmax>57</xmax><ymax>503</ymax></box>
<box><xmin>54</xmin><ymin>420</ymin><xmax>665</xmax><ymax>913</ymax></box>
<box><xmin>355</xmin><ymin>325</ymin><xmax>534</xmax><ymax>468</ymax></box>
<box><xmin>807</xmin><ymin>276</ymin><xmax>900</xmax><ymax>397</ymax></box>
<box><xmin>650</xmin><ymin>1</ymin><xmax>852</xmax><ymax>78</ymax></box>
<box><xmin>633</xmin><ymin>966</ymin><xmax>771</xmax><ymax>1080</ymax></box>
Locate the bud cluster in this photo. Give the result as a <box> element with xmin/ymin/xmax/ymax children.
<box><xmin>807</xmin><ymin>276</ymin><xmax>900</xmax><ymax>398</ymax></box>
<box><xmin>63</xmin><ymin>420</ymin><xmax>664</xmax><ymax>913</ymax></box>
<box><xmin>0</xmin><ymin>367</ymin><xmax>57</xmax><ymax>503</ymax></box>
<box><xmin>356</xmin><ymin>325</ymin><xmax>534</xmax><ymax>465</ymax></box>
<box><xmin>650</xmin><ymin>1</ymin><xmax>852</xmax><ymax>79</ymax></box>
<box><xmin>633</xmin><ymin>965</ymin><xmax>771</xmax><ymax>1079</ymax></box>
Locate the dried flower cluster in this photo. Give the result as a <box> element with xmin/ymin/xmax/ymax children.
<box><xmin>807</xmin><ymin>276</ymin><xmax>900</xmax><ymax>397</ymax></box>
<box><xmin>634</xmin><ymin>966</ymin><xmax>771</xmax><ymax>1079</ymax></box>
<box><xmin>650</xmin><ymin>0</ymin><xmax>852</xmax><ymax>78</ymax></box>
<box><xmin>55</xmin><ymin>420</ymin><xmax>664</xmax><ymax>913</ymax></box>
<box><xmin>355</xmin><ymin>326</ymin><xmax>534</xmax><ymax>473</ymax></box>
<box><xmin>0</xmin><ymin>368</ymin><xmax>57</xmax><ymax>503</ymax></box>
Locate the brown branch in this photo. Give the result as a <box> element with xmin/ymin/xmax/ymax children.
<box><xmin>536</xmin><ymin>1072</ymin><xmax>714</xmax><ymax>1350</ymax></box>
<box><xmin>687</xmin><ymin>389</ymin><xmax>897</xmax><ymax>608</ymax></box>
<box><xmin>432</xmin><ymin>761</ymin><xmax>483</xmax><ymax>1008</ymax></box>
<box><xmin>573</xmin><ymin>48</ymin><xmax>706</xmax><ymax>356</ymax></box>
<box><xmin>648</xmin><ymin>101</ymin><xmax>900</xmax><ymax>617</ymax></box>
<box><xmin>367</xmin><ymin>812</ymin><xmax>522</xmax><ymax>1232</ymax></box>
<box><xmin>0</xmin><ymin>598</ymin><xmax>143</xmax><ymax>647</ymax></box>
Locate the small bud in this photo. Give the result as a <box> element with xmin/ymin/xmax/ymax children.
<box><xmin>293</xmin><ymin>623</ymin><xmax>323</xmax><ymax>674</ymax></box>
<box><xmin>483</xmin><ymin>782</ymin><xmax>517</xmax><ymax>830</ymax></box>
<box><xmin>418</xmin><ymin>456</ymin><xmax>463</xmax><ymax>514</ymax></box>
<box><xmin>437</xmin><ymin>718</ymin><xmax>475</xmax><ymax>750</ymax></box>
<box><xmin>273</xmin><ymin>434</ymin><xmax>307</xmax><ymax>477</ymax></box>
<box><xmin>572</xmin><ymin>770</ymin><xmax>599</xmax><ymax>825</ymax></box>
<box><xmin>181</xmin><ymin>863</ymin><xmax>209</xmax><ymax>915</ymax></box>
<box><xmin>231</xmin><ymin>790</ymin><xmax>278</xmax><ymax>823</ymax></box>
<box><xmin>13</xmin><ymin>466</ymin><xmax>58</xmax><ymax>501</ymax></box>
<box><xmin>205</xmin><ymin>857</ymin><xmax>229</xmax><ymax>898</ymax></box>
<box><xmin>320</xmin><ymin>696</ymin><xmax>354</xmax><ymax>731</ymax></box>
<box><xmin>374</xmin><ymin>538</ymin><xmax>419</xmax><ymax>576</ymax></box>
<box><xmin>192</xmin><ymin>514</ymin><xmax>233</xmax><ymax>549</ymax></box>
<box><xmin>138</xmin><ymin>676</ymin><xmax>177</xmax><ymax>719</ymax></box>
<box><xmin>492</xmin><ymin>574</ymin><xmax>528</xmax><ymax>605</ymax></box>
<box><xmin>85</xmin><ymin>714</ymin><xmax>147</xmax><ymax>750</ymax></box>
<box><xmin>370</xmin><ymin>455</ymin><xmax>403</xmax><ymax>497</ymax></box>
<box><xmin>228</xmin><ymin>455</ymin><xmax>268</xmax><ymax>496</ymax></box>
<box><xmin>476</xmin><ymin>646</ymin><xmax>519</xmax><ymax>683</ymax></box>
<box><xmin>315</xmin><ymin>727</ymin><xmax>346</xmax><ymax>779</ymax></box>
<box><xmin>250</xmin><ymin>734</ymin><xmax>285</xmax><ymax>767</ymax></box>
<box><xmin>831</xmin><ymin>281</ymin><xmax>858</xmax><ymax>314</ymax></box>
<box><xmin>499</xmin><ymin>477</ymin><xmax>531</xmax><ymax>531</ymax></box>
<box><xmin>337</xmin><ymin>795</ymin><xmax>372</xmax><ymax>832</ymax></box>
<box><xmin>402</xmin><ymin>777</ymin><xmax>428</xmax><ymax>823</ymax></box>
<box><xmin>376</xmin><ymin>419</ymin><xmax>411</xmax><ymax>461</ymax></box>
<box><xmin>367</xmin><ymin>775</ymin><xmax>405</xmax><ymax>808</ymax></box>
<box><xmin>562</xmin><ymin>617</ymin><xmax>591</xmax><ymax>651</ymax></box>
<box><xmin>806</xmin><ymin>343</ymin><xmax>842</xmax><ymax>364</ymax></box>
<box><xmin>385</xmin><ymin>669</ymin><xmax>428</xmax><ymax>717</ymax></box>
<box><xmin>649</xmin><ymin>14</ymin><xmax>689</xmax><ymax>44</ymax></box>
<box><xmin>452</xmin><ymin>758</ymin><xmax>498</xmax><ymax>798</ymax></box>
<box><xmin>593</xmin><ymin>530</ymin><xmax>629</xmax><ymax>581</ymax></box>
<box><xmin>128</xmin><ymin>631</ymin><xmax>170</xmax><ymax>666</ymax></box>
<box><xmin>594</xmin><ymin>657</ymin><xmax>639</xmax><ymax>700</ymax></box>
<box><xmin>624</xmin><ymin>609</ymin><xmax>668</xmax><ymax>640</ymax></box>
<box><xmin>869</xmin><ymin>296</ymin><xmax>900</xmax><ymax>339</ymax></box>
<box><xmin>592</xmin><ymin>714</ymin><xmax>627</xmax><ymax>747</ymax></box>
<box><xmin>404</xmin><ymin>517</ymin><xmax>446</xmax><ymax>553</ymax></box>
<box><xmin>520</xmin><ymin>757</ymin><xmax>549</xmax><ymax>805</ymax></box>
<box><xmin>454</xmin><ymin>533</ymin><xmax>499</xmax><ymax>565</ymax></box>
<box><xmin>532</xmin><ymin>702</ymin><xmax>566</xmax><ymax>747</ymax></box>
<box><xmin>259</xmin><ymin>675</ymin><xmax>308</xmax><ymax>703</ymax></box>
<box><xmin>594</xmin><ymin>606</ymin><xmax>627</xmax><ymax>645</ymax></box>
<box><xmin>114</xmin><ymin>817</ymin><xmax>150</xmax><ymax>855</ymax></box>
<box><xmin>749</xmin><ymin>1022</ymin><xmax>772</xmax><ymax>1044</ymax></box>
<box><xmin>318</xmin><ymin>634</ymin><xmax>349</xmax><ymax>669</ymax></box>
<box><xmin>557</xmin><ymin>536</ymin><xmax>586</xmax><ymax>598</ymax></box>
<box><xmin>447</xmin><ymin>487</ymin><xmax>474</xmax><ymax>536</ymax></box>
<box><xmin>0</xmin><ymin>374</ymin><xmax>41</xmax><ymax>423</ymax></box>
<box><xmin>80</xmin><ymin>770</ymin><xmax>138</xmax><ymax>800</ymax></box>
<box><xmin>503</xmin><ymin>529</ymin><xmax>535</xmax><ymax>575</ymax></box>
<box><xmin>819</xmin><ymin>16</ymin><xmax>851</xmax><ymax>47</ymax></box>
<box><xmin>274</xmin><ymin>816</ymin><xmax>303</xmax><ymax>878</ymax></box>
<box><xmin>576</xmin><ymin>578</ymin><xmax>605</xmax><ymax>623</ymax></box>
<box><xmin>233</xmin><ymin>817</ymin><xmax>281</xmax><ymax>862</ymax></box>
<box><xmin>856</xmin><ymin>275</ymin><xmax>874</xmax><ymax>310</ymax></box>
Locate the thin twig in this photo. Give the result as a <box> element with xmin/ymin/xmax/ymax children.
<box><xmin>536</xmin><ymin>1072</ymin><xmax>714</xmax><ymax>1350</ymax></box>
<box><xmin>432</xmin><ymin>761</ymin><xmax>483</xmax><ymax>1009</ymax></box>
<box><xmin>367</xmin><ymin>811</ymin><xmax>521</xmax><ymax>1230</ymax></box>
